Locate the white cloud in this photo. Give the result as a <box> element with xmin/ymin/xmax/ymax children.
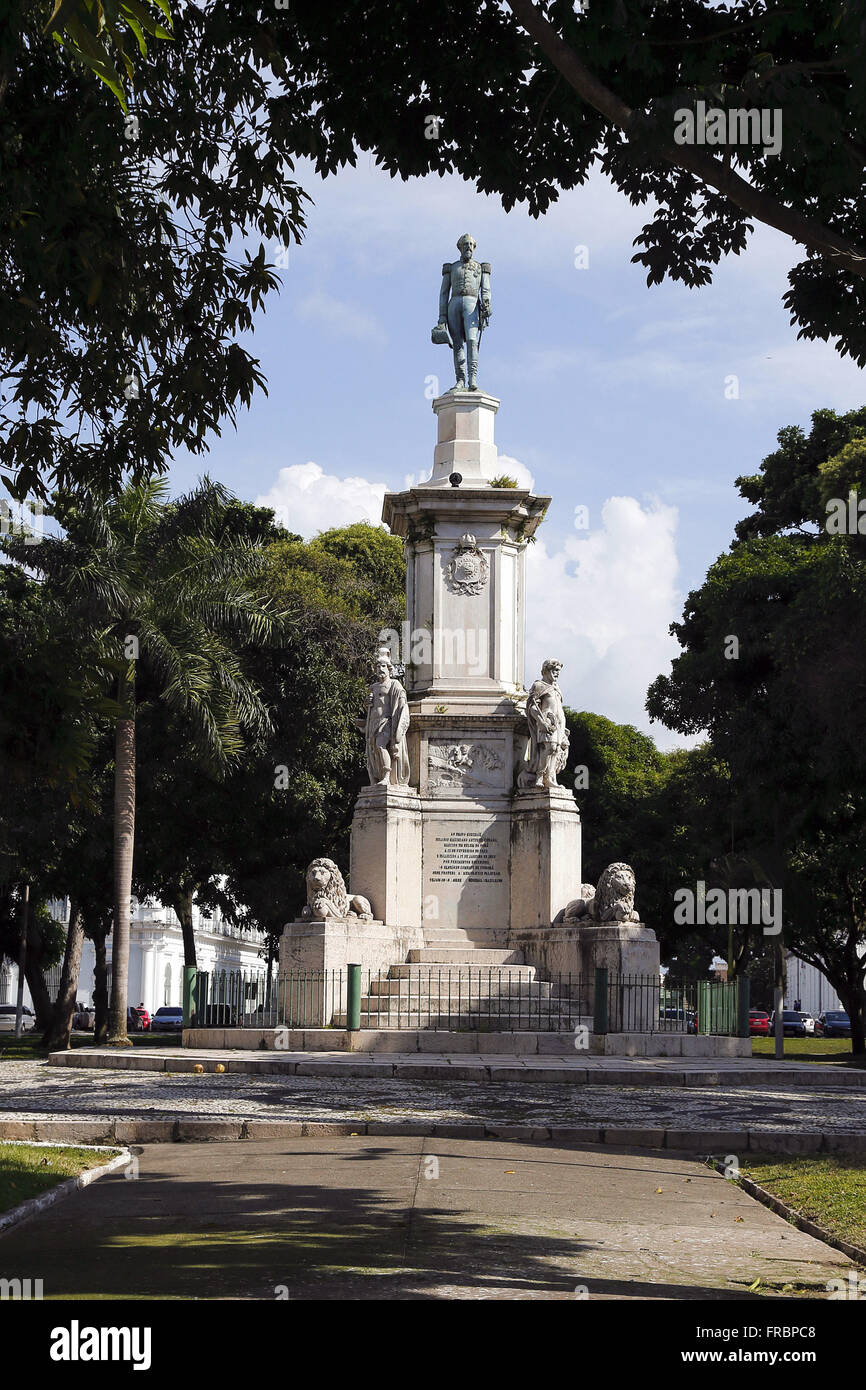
<box><xmin>294</xmin><ymin>291</ymin><xmax>387</xmax><ymax>346</ymax></box>
<box><xmin>493</xmin><ymin>452</ymin><xmax>535</xmax><ymax>491</ymax></box>
<box><xmin>525</xmin><ymin>495</ymin><xmax>688</xmax><ymax>746</ymax></box>
<box><xmin>256</xmin><ymin>462</ymin><xmax>387</xmax><ymax>539</ymax></box>
<box><xmin>256</xmin><ymin>463</ymin><xmax>691</xmax><ymax>749</ymax></box>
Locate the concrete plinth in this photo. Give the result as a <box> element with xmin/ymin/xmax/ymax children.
<box><xmin>278</xmin><ymin>917</ymin><xmax>424</xmax><ymax>1025</ymax></box>
<box><xmin>510</xmin><ymin>786</ymin><xmax>582</xmax><ymax>930</ymax></box>
<box><xmin>509</xmin><ymin>919</ymin><xmax>662</xmax><ymax>1030</ymax></box>
<box><xmin>349</xmin><ymin>785</ymin><xmax>422</xmax><ymax>928</ymax></box>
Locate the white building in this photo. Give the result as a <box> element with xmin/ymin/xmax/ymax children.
<box><xmin>784</xmin><ymin>951</ymin><xmax>845</xmax><ymax>1015</ymax></box>
<box><xmin>0</xmin><ymin>898</ymin><xmax>268</xmax><ymax>1018</ymax></box>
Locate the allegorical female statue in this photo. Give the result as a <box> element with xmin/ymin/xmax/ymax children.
<box><xmin>360</xmin><ymin>648</ymin><xmax>410</xmax><ymax>787</ymax></box>
<box><xmin>432</xmin><ymin>233</ymin><xmax>491</xmax><ymax>392</ymax></box>
<box><xmin>519</xmin><ymin>659</ymin><xmax>570</xmax><ymax>789</ymax></box>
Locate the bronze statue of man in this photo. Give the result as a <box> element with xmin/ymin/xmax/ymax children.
<box><xmin>432</xmin><ymin>234</ymin><xmax>491</xmax><ymax>392</ymax></box>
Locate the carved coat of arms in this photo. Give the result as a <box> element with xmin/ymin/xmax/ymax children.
<box><xmin>446</xmin><ymin>533</ymin><xmax>489</xmax><ymax>595</ymax></box>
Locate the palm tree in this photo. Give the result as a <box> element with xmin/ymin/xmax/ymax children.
<box><xmin>26</xmin><ymin>477</ymin><xmax>285</xmax><ymax>1045</ymax></box>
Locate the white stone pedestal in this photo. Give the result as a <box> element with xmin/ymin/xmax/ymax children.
<box><xmin>349</xmin><ymin>785</ymin><xmax>422</xmax><ymax>929</ymax></box>
<box><xmin>278</xmin><ymin>916</ymin><xmax>425</xmax><ymax>1025</ymax></box>
<box><xmin>508</xmin><ymin>919</ymin><xmax>661</xmax><ymax>1028</ymax></box>
<box><xmin>578</xmin><ymin>922</ymin><xmax>661</xmax><ymax>1030</ymax></box>
<box><xmin>510</xmin><ymin>786</ymin><xmax>583</xmax><ymax>931</ymax></box>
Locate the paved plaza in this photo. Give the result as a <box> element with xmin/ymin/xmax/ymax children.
<box><xmin>0</xmin><ymin>1136</ymin><xmax>853</xmax><ymax>1300</ymax></box>
<box><xmin>1</xmin><ymin>1057</ymin><xmax>864</xmax><ymax>1142</ymax></box>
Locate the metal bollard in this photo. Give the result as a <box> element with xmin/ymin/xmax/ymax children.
<box><xmin>346</xmin><ymin>963</ymin><xmax>362</xmax><ymax>1033</ymax></box>
<box><xmin>593</xmin><ymin>967</ymin><xmax>609</xmax><ymax>1035</ymax></box>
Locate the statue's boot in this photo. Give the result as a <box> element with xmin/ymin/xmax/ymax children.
<box><xmin>452</xmin><ymin>342</ymin><xmax>466</xmax><ymax>390</ymax></box>
<box><xmin>467</xmin><ymin>339</ymin><xmax>479</xmax><ymax>391</ymax></box>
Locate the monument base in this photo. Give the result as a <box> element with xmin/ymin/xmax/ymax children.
<box><xmin>278</xmin><ymin>917</ymin><xmax>424</xmax><ymax>1025</ymax></box>
<box><xmin>349</xmin><ymin>785</ymin><xmax>422</xmax><ymax>929</ymax></box>
<box><xmin>510</xmin><ymin>786</ymin><xmax>582</xmax><ymax>930</ymax></box>
<box><xmin>510</xmin><ymin>919</ymin><xmax>661</xmax><ymax>1030</ymax></box>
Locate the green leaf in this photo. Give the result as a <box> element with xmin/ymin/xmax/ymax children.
<box><xmin>122</xmin><ymin>0</ymin><xmax>173</xmax><ymax>41</ymax></box>
<box><xmin>123</xmin><ymin>11</ymin><xmax>148</xmax><ymax>57</ymax></box>
<box><xmin>59</xmin><ymin>41</ymin><xmax>128</xmax><ymax>110</ymax></box>
<box><xmin>43</xmin><ymin>0</ymin><xmax>81</xmax><ymax>36</ymax></box>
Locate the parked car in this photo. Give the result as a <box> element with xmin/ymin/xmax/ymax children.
<box><xmin>73</xmin><ymin>1005</ymin><xmax>95</xmax><ymax>1031</ymax></box>
<box><xmin>659</xmin><ymin>1006</ymin><xmax>698</xmax><ymax>1035</ymax></box>
<box><xmin>748</xmin><ymin>1010</ymin><xmax>770</xmax><ymax>1036</ymax></box>
<box><xmin>816</xmin><ymin>1010</ymin><xmax>851</xmax><ymax>1038</ymax></box>
<box><xmin>768</xmin><ymin>1010</ymin><xmax>807</xmax><ymax>1037</ymax></box>
<box><xmin>0</xmin><ymin>1003</ymin><xmax>36</xmax><ymax>1033</ymax></box>
<box><xmin>151</xmin><ymin>1005</ymin><xmax>184</xmax><ymax>1033</ymax></box>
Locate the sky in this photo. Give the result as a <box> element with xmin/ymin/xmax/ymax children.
<box><xmin>170</xmin><ymin>155</ymin><xmax>866</xmax><ymax>750</ymax></box>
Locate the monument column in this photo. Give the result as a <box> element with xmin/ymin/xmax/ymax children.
<box><xmin>375</xmin><ymin>380</ymin><xmax>583</xmax><ymax>938</ymax></box>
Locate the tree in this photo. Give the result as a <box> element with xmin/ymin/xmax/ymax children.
<box><xmin>9</xmin><ymin>477</ymin><xmax>288</xmax><ymax>1043</ymax></box>
<box><xmin>268</xmin><ymin>0</ymin><xmax>866</xmax><ymax>362</ymax></box>
<box><xmin>648</xmin><ymin>408</ymin><xmax>866</xmax><ymax>1050</ymax></box>
<box><xmin>1</xmin><ymin>3</ymin><xmax>306</xmax><ymax>500</ymax></box>
<box><xmin>42</xmin><ymin>0</ymin><xmax>174</xmax><ymax>112</ymax></box>
<box><xmin>563</xmin><ymin>709</ymin><xmax>741</xmax><ymax>964</ymax></box>
<box><xmin>187</xmin><ymin>521</ymin><xmax>406</xmax><ymax>964</ymax></box>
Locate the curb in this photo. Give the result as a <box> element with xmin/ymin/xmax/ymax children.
<box><xmin>1</xmin><ymin>1118</ymin><xmax>865</xmax><ymax>1155</ymax></box>
<box><xmin>708</xmin><ymin>1158</ymin><xmax>866</xmax><ymax>1269</ymax></box>
<box><xmin>0</xmin><ymin>1140</ymin><xmax>131</xmax><ymax>1237</ymax></box>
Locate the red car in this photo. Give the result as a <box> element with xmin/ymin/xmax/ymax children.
<box><xmin>749</xmin><ymin>1010</ymin><xmax>770</xmax><ymax>1036</ymax></box>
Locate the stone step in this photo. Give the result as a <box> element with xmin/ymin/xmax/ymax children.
<box><xmin>421</xmin><ymin>928</ymin><xmax>510</xmax><ymax>943</ymax></box>
<box><xmin>390</xmin><ymin>961</ymin><xmax>535</xmax><ymax>980</ymax></box>
<box><xmin>332</xmin><ymin>1011</ymin><xmax>581</xmax><ymax>1030</ymax></box>
<box><xmin>368</xmin><ymin>978</ymin><xmax>555</xmax><ymax>998</ymax></box>
<box><xmin>406</xmin><ymin>948</ymin><xmax>525</xmax><ymax>965</ymax></box>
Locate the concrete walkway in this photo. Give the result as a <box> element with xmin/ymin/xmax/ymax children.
<box><xmin>0</xmin><ymin>1137</ymin><xmax>852</xmax><ymax>1300</ymax></box>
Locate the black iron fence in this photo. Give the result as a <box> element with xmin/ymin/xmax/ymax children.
<box><xmin>189</xmin><ymin>966</ymin><xmax>749</xmax><ymax>1036</ymax></box>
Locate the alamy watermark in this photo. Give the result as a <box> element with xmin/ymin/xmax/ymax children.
<box><xmin>825</xmin><ymin>490</ymin><xmax>866</xmax><ymax>535</ymax></box>
<box><xmin>0</xmin><ymin>498</ymin><xmax>44</xmax><ymax>544</ymax></box>
<box><xmin>673</xmin><ymin>881</ymin><xmax>782</xmax><ymax>935</ymax></box>
<box><xmin>674</xmin><ymin>100</ymin><xmax>782</xmax><ymax>157</ymax></box>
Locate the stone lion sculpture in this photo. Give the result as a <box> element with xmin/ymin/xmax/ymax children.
<box><xmin>562</xmin><ymin>862</ymin><xmax>640</xmax><ymax>924</ymax></box>
<box><xmin>300</xmin><ymin>858</ymin><xmax>373</xmax><ymax>922</ymax></box>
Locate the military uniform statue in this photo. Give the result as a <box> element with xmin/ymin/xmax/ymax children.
<box><xmin>432</xmin><ymin>233</ymin><xmax>491</xmax><ymax>392</ymax></box>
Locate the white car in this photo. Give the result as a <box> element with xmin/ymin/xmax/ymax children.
<box><xmin>0</xmin><ymin>1003</ymin><xmax>36</xmax><ymax>1033</ymax></box>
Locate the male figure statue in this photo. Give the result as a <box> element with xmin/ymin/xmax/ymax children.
<box><xmin>519</xmin><ymin>659</ymin><xmax>570</xmax><ymax>789</ymax></box>
<box><xmin>360</xmin><ymin>648</ymin><xmax>411</xmax><ymax>787</ymax></box>
<box><xmin>432</xmin><ymin>233</ymin><xmax>491</xmax><ymax>391</ymax></box>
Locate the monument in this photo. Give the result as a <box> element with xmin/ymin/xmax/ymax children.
<box><xmin>279</xmin><ymin>236</ymin><xmax>660</xmax><ymax>1019</ymax></box>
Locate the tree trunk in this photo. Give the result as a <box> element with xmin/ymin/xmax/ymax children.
<box><xmin>773</xmin><ymin>939</ymin><xmax>785</xmax><ymax>1060</ymax></box>
<box><xmin>43</xmin><ymin>898</ymin><xmax>84</xmax><ymax>1053</ymax></box>
<box><xmin>108</xmin><ymin>710</ymin><xmax>136</xmax><ymax>1046</ymax></box>
<box><xmin>13</xmin><ymin>884</ymin><xmax>28</xmax><ymax>1039</ymax></box>
<box><xmin>92</xmin><ymin>923</ymin><xmax>109</xmax><ymax>1045</ymax></box>
<box><xmin>170</xmin><ymin>886</ymin><xmax>197</xmax><ymax>971</ymax></box>
<box><xmin>24</xmin><ymin>954</ymin><xmax>53</xmax><ymax>1034</ymax></box>
<box><xmin>832</xmin><ymin>971</ymin><xmax>866</xmax><ymax>1058</ymax></box>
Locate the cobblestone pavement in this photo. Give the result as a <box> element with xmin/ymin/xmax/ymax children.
<box><xmin>1</xmin><ymin>1058</ymin><xmax>865</xmax><ymax>1131</ymax></box>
